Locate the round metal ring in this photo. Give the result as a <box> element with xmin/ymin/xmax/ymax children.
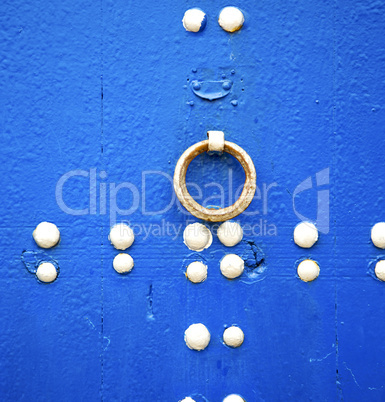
<box><xmin>173</xmin><ymin>140</ymin><xmax>256</xmax><ymax>222</ymax></box>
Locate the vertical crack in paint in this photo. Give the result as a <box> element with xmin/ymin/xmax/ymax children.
<box><xmin>332</xmin><ymin>0</ymin><xmax>342</xmax><ymax>398</ymax></box>
<box><xmin>147</xmin><ymin>284</ymin><xmax>155</xmax><ymax>321</ymax></box>
<box><xmin>100</xmin><ymin>0</ymin><xmax>105</xmax><ymax>399</ymax></box>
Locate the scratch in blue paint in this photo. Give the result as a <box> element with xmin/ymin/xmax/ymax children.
<box><xmin>309</xmin><ymin>351</ymin><xmax>333</xmax><ymax>363</ymax></box>
<box><xmin>86</xmin><ymin>317</ymin><xmax>96</xmax><ymax>330</ymax></box>
<box><xmin>343</xmin><ymin>362</ymin><xmax>384</xmax><ymax>391</ymax></box>
<box><xmin>368</xmin><ymin>386</ymin><xmax>384</xmax><ymax>391</ymax></box>
<box><xmin>344</xmin><ymin>362</ymin><xmax>360</xmax><ymax>388</ymax></box>
<box><xmin>86</xmin><ymin>317</ymin><xmax>110</xmax><ymax>351</ymax></box>
<box><xmin>103</xmin><ymin>337</ymin><xmax>111</xmax><ymax>351</ymax></box>
<box><xmin>21</xmin><ymin>249</ymin><xmax>52</xmax><ymax>274</ymax></box>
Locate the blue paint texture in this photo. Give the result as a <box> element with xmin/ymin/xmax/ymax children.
<box><xmin>0</xmin><ymin>0</ymin><xmax>385</xmax><ymax>400</ymax></box>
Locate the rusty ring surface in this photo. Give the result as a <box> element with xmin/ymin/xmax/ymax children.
<box><xmin>173</xmin><ymin>140</ymin><xmax>256</xmax><ymax>222</ymax></box>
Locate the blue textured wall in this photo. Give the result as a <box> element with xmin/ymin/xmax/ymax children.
<box><xmin>1</xmin><ymin>0</ymin><xmax>385</xmax><ymax>401</ymax></box>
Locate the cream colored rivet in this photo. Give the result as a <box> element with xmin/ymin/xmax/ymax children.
<box><xmin>208</xmin><ymin>131</ymin><xmax>225</xmax><ymax>152</ymax></box>
<box><xmin>182</xmin><ymin>8</ymin><xmax>207</xmax><ymax>32</ymax></box>
<box><xmin>220</xmin><ymin>254</ymin><xmax>244</xmax><ymax>279</ymax></box>
<box><xmin>371</xmin><ymin>222</ymin><xmax>385</xmax><ymax>249</ymax></box>
<box><xmin>186</xmin><ymin>261</ymin><xmax>207</xmax><ymax>283</ymax></box>
<box><xmin>218</xmin><ymin>7</ymin><xmax>244</xmax><ymax>32</ymax></box>
<box><xmin>297</xmin><ymin>259</ymin><xmax>319</xmax><ymax>282</ymax></box>
<box><xmin>223</xmin><ymin>395</ymin><xmax>245</xmax><ymax>402</ymax></box>
<box><xmin>180</xmin><ymin>398</ymin><xmax>196</xmax><ymax>402</ymax></box>
<box><xmin>113</xmin><ymin>253</ymin><xmax>134</xmax><ymax>274</ymax></box>
<box><xmin>183</xmin><ymin>223</ymin><xmax>212</xmax><ymax>251</ymax></box>
<box><xmin>223</xmin><ymin>326</ymin><xmax>244</xmax><ymax>348</ymax></box>
<box><xmin>375</xmin><ymin>260</ymin><xmax>385</xmax><ymax>281</ymax></box>
<box><xmin>36</xmin><ymin>262</ymin><xmax>58</xmax><ymax>283</ymax></box>
<box><xmin>109</xmin><ymin>223</ymin><xmax>134</xmax><ymax>250</ymax></box>
<box><xmin>33</xmin><ymin>222</ymin><xmax>60</xmax><ymax>249</ymax></box>
<box><xmin>294</xmin><ymin>222</ymin><xmax>318</xmax><ymax>248</ymax></box>
<box><xmin>217</xmin><ymin>221</ymin><xmax>243</xmax><ymax>247</ymax></box>
<box><xmin>184</xmin><ymin>323</ymin><xmax>211</xmax><ymax>351</ymax></box>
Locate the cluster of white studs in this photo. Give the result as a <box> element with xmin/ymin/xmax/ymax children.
<box><xmin>371</xmin><ymin>222</ymin><xmax>385</xmax><ymax>281</ymax></box>
<box><xmin>184</xmin><ymin>221</ymin><xmax>244</xmax><ymax>283</ymax></box>
<box><xmin>31</xmin><ymin>221</ymin><xmax>60</xmax><ymax>283</ymax></box>
<box><xmin>182</xmin><ymin>7</ymin><xmax>244</xmax><ymax>33</ymax></box>
<box><xmin>184</xmin><ymin>323</ymin><xmax>244</xmax><ymax>351</ymax></box>
<box><xmin>293</xmin><ymin>221</ymin><xmax>320</xmax><ymax>282</ymax></box>
<box><xmin>29</xmin><ymin>221</ymin><xmax>137</xmax><ymax>282</ymax></box>
<box><xmin>293</xmin><ymin>221</ymin><xmax>385</xmax><ymax>283</ymax></box>
<box><xmin>182</xmin><ymin>221</ymin><xmax>245</xmax><ymax>379</ymax></box>
<box><xmin>109</xmin><ymin>223</ymin><xmax>135</xmax><ymax>274</ymax></box>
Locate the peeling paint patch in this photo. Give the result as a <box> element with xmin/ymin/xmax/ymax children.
<box><xmin>21</xmin><ymin>250</ymin><xmax>60</xmax><ymax>283</ymax></box>
<box><xmin>240</xmin><ymin>241</ymin><xmax>267</xmax><ymax>284</ymax></box>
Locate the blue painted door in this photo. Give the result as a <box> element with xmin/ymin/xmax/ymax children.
<box><xmin>1</xmin><ymin>0</ymin><xmax>385</xmax><ymax>401</ymax></box>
